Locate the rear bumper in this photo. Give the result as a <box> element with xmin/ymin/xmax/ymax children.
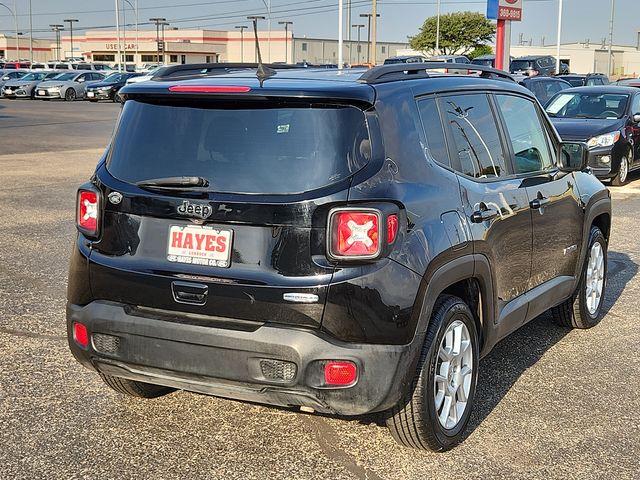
<box><xmin>67</xmin><ymin>300</ymin><xmax>414</xmax><ymax>415</ymax></box>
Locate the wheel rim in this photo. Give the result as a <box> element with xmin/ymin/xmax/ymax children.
<box><xmin>66</xmin><ymin>89</ymin><xmax>75</xmax><ymax>101</ymax></box>
<box><xmin>434</xmin><ymin>319</ymin><xmax>474</xmax><ymax>430</ymax></box>
<box><xmin>585</xmin><ymin>241</ymin><xmax>605</xmax><ymax>315</ymax></box>
<box><xmin>619</xmin><ymin>157</ymin><xmax>628</xmax><ymax>183</ymax></box>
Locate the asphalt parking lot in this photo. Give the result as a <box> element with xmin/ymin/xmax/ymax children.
<box><xmin>0</xmin><ymin>99</ymin><xmax>638</xmax><ymax>480</ymax></box>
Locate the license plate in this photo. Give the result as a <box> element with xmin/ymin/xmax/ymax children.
<box><xmin>38</xmin><ymin>90</ymin><xmax>45</xmax><ymax>96</ymax></box>
<box><xmin>87</xmin><ymin>91</ymin><xmax>94</xmax><ymax>97</ymax></box>
<box><xmin>167</xmin><ymin>225</ymin><xmax>233</xmax><ymax>268</ymax></box>
<box><xmin>5</xmin><ymin>89</ymin><xmax>12</xmax><ymax>94</ymax></box>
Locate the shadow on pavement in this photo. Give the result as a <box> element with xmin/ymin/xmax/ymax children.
<box><xmin>464</xmin><ymin>250</ymin><xmax>637</xmax><ymax>438</ymax></box>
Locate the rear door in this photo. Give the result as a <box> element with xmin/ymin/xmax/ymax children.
<box><xmin>438</xmin><ymin>92</ymin><xmax>533</xmax><ymax>318</ymax></box>
<box><xmin>630</xmin><ymin>93</ymin><xmax>640</xmax><ymax>163</ymax></box>
<box><xmin>494</xmin><ymin>93</ymin><xmax>584</xmax><ymax>296</ymax></box>
<box><xmin>90</xmin><ymin>98</ymin><xmax>374</xmax><ymax>329</ymax></box>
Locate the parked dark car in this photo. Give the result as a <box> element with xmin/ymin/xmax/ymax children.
<box><xmin>67</xmin><ymin>63</ymin><xmax>611</xmax><ymax>452</ymax></box>
<box><xmin>383</xmin><ymin>55</ymin><xmax>429</xmax><ymax>64</ymax></box>
<box><xmin>614</xmin><ymin>78</ymin><xmax>640</xmax><ymax>87</ymax></box>
<box><xmin>86</xmin><ymin>72</ymin><xmax>143</xmax><ymax>102</ymax></box>
<box><xmin>546</xmin><ymin>85</ymin><xmax>640</xmax><ymax>185</ymax></box>
<box><xmin>510</xmin><ymin>55</ymin><xmax>567</xmax><ymax>76</ymax></box>
<box><xmin>559</xmin><ymin>73</ymin><xmax>609</xmax><ymax>87</ymax></box>
<box><xmin>519</xmin><ymin>75</ymin><xmax>573</xmax><ymax>105</ymax></box>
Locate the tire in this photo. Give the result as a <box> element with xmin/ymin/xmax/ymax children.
<box><xmin>64</xmin><ymin>88</ymin><xmax>76</xmax><ymax>102</ymax></box>
<box><xmin>386</xmin><ymin>294</ymin><xmax>479</xmax><ymax>451</ymax></box>
<box><xmin>551</xmin><ymin>226</ymin><xmax>607</xmax><ymax>329</ymax></box>
<box><xmin>611</xmin><ymin>153</ymin><xmax>629</xmax><ymax>186</ymax></box>
<box><xmin>99</xmin><ymin>373</ymin><xmax>175</xmax><ymax>398</ymax></box>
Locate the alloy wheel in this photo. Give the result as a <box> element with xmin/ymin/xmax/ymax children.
<box><xmin>585</xmin><ymin>241</ymin><xmax>605</xmax><ymax>315</ymax></box>
<box><xmin>433</xmin><ymin>319</ymin><xmax>474</xmax><ymax>430</ymax></box>
<box><xmin>619</xmin><ymin>157</ymin><xmax>628</xmax><ymax>184</ymax></box>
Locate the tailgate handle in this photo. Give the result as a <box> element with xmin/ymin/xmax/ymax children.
<box><xmin>171</xmin><ymin>281</ymin><xmax>208</xmax><ymax>306</ymax></box>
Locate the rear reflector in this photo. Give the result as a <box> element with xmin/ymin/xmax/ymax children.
<box><xmin>73</xmin><ymin>322</ymin><xmax>89</xmax><ymax>348</ymax></box>
<box><xmin>168</xmin><ymin>85</ymin><xmax>251</xmax><ymax>93</ymax></box>
<box><xmin>324</xmin><ymin>361</ymin><xmax>358</xmax><ymax>386</ymax></box>
<box><xmin>77</xmin><ymin>190</ymin><xmax>99</xmax><ymax>236</ymax></box>
<box><xmin>330</xmin><ymin>210</ymin><xmax>381</xmax><ymax>258</ymax></box>
<box><xmin>387</xmin><ymin>214</ymin><xmax>399</xmax><ymax>244</ymax></box>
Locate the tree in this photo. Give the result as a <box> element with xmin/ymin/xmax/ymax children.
<box><xmin>409</xmin><ymin>11</ymin><xmax>495</xmax><ymax>56</ymax></box>
<box><xmin>468</xmin><ymin>44</ymin><xmax>494</xmax><ymax>59</ymax></box>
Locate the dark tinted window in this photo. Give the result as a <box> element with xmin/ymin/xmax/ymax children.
<box><xmin>496</xmin><ymin>95</ymin><xmax>554</xmax><ymax>174</ymax></box>
<box><xmin>566</xmin><ymin>77</ymin><xmax>585</xmax><ymax>87</ymax></box>
<box><xmin>511</xmin><ymin>60</ymin><xmax>534</xmax><ymax>71</ymax></box>
<box><xmin>441</xmin><ymin>94</ymin><xmax>507</xmax><ymax>178</ymax></box>
<box><xmin>417</xmin><ymin>98</ymin><xmax>449</xmax><ymax>165</ymax></box>
<box><xmin>528</xmin><ymin>79</ymin><xmax>570</xmax><ymax>105</ymax></box>
<box><xmin>586</xmin><ymin>77</ymin><xmax>604</xmax><ymax>86</ymax></box>
<box><xmin>107</xmin><ymin>101</ymin><xmax>371</xmax><ymax>195</ymax></box>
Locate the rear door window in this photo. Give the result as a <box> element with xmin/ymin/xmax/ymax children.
<box><xmin>440</xmin><ymin>93</ymin><xmax>508</xmax><ymax>178</ymax></box>
<box><xmin>107</xmin><ymin>101</ymin><xmax>372</xmax><ymax>195</ymax></box>
<box><xmin>416</xmin><ymin>98</ymin><xmax>450</xmax><ymax>166</ymax></box>
<box><xmin>496</xmin><ymin>94</ymin><xmax>554</xmax><ymax>174</ymax></box>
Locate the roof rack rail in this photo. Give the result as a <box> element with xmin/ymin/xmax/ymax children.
<box><xmin>152</xmin><ymin>62</ymin><xmax>305</xmax><ymax>81</ymax></box>
<box><xmin>359</xmin><ymin>62</ymin><xmax>515</xmax><ymax>84</ymax></box>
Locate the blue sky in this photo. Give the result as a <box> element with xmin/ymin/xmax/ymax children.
<box><xmin>1</xmin><ymin>1</ymin><xmax>638</xmax><ymax>46</ymax></box>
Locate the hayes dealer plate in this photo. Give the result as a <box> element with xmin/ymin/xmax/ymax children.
<box><xmin>167</xmin><ymin>225</ymin><xmax>233</xmax><ymax>268</ymax></box>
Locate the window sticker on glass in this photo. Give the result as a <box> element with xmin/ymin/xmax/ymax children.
<box><xmin>277</xmin><ymin>124</ymin><xmax>290</xmax><ymax>134</ymax></box>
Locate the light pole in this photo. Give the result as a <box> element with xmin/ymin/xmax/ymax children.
<box><xmin>50</xmin><ymin>24</ymin><xmax>64</xmax><ymax>61</ymax></box>
<box><xmin>64</xmin><ymin>19</ymin><xmax>78</xmax><ymax>60</ymax></box>
<box><xmin>435</xmin><ymin>0</ymin><xmax>441</xmax><ymax>53</ymax></box>
<box><xmin>0</xmin><ymin>2</ymin><xmax>19</xmax><ymax>60</ymax></box>
<box><xmin>607</xmin><ymin>0</ymin><xmax>616</xmax><ymax>76</ymax></box>
<box><xmin>259</xmin><ymin>0</ymin><xmax>271</xmax><ymax>62</ymax></box>
<box><xmin>352</xmin><ymin>24</ymin><xmax>364</xmax><ymax>64</ymax></box>
<box><xmin>338</xmin><ymin>0</ymin><xmax>343</xmax><ymax>69</ymax></box>
<box><xmin>235</xmin><ymin>25</ymin><xmax>247</xmax><ymax>62</ymax></box>
<box><xmin>161</xmin><ymin>21</ymin><xmax>169</xmax><ymax>64</ymax></box>
<box><xmin>278</xmin><ymin>21</ymin><xmax>293</xmax><ymax>63</ymax></box>
<box><xmin>556</xmin><ymin>0</ymin><xmax>563</xmax><ymax>74</ymax></box>
<box><xmin>247</xmin><ymin>15</ymin><xmax>265</xmax><ymax>63</ymax></box>
<box><xmin>17</xmin><ymin>31</ymin><xmax>23</xmax><ymax>59</ymax></box>
<box><xmin>371</xmin><ymin>0</ymin><xmax>378</xmax><ymax>65</ymax></box>
<box><xmin>29</xmin><ymin>0</ymin><xmax>33</xmax><ymax>63</ymax></box>
<box><xmin>360</xmin><ymin>13</ymin><xmax>379</xmax><ymax>64</ymax></box>
<box><xmin>122</xmin><ymin>0</ymin><xmax>138</xmax><ymax>69</ymax></box>
<box><xmin>149</xmin><ymin>17</ymin><xmax>166</xmax><ymax>65</ymax></box>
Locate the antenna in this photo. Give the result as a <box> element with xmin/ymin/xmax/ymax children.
<box><xmin>247</xmin><ymin>15</ymin><xmax>276</xmax><ymax>86</ymax></box>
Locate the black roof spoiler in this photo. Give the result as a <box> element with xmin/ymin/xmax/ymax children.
<box><xmin>359</xmin><ymin>63</ymin><xmax>515</xmax><ymax>84</ymax></box>
<box><xmin>151</xmin><ymin>62</ymin><xmax>306</xmax><ymax>81</ymax></box>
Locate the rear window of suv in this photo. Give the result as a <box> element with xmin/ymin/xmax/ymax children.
<box><xmin>107</xmin><ymin>100</ymin><xmax>371</xmax><ymax>195</ymax></box>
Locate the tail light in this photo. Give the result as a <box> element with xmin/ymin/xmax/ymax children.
<box><xmin>76</xmin><ymin>189</ymin><xmax>100</xmax><ymax>237</ymax></box>
<box><xmin>328</xmin><ymin>207</ymin><xmax>399</xmax><ymax>261</ymax></box>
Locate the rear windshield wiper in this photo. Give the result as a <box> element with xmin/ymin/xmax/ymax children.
<box><xmin>136</xmin><ymin>176</ymin><xmax>209</xmax><ymax>191</ymax></box>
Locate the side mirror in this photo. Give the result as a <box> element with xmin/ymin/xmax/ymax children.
<box><xmin>558</xmin><ymin>142</ymin><xmax>589</xmax><ymax>172</ymax></box>
<box><xmin>77</xmin><ymin>77</ymin><xmax>85</xmax><ymax>83</ymax></box>
<box><xmin>632</xmin><ymin>113</ymin><xmax>640</xmax><ymax>123</ymax></box>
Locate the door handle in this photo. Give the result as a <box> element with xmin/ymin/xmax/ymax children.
<box><xmin>171</xmin><ymin>281</ymin><xmax>208</xmax><ymax>306</ymax></box>
<box><xmin>530</xmin><ymin>197</ymin><xmax>550</xmax><ymax>209</ymax></box>
<box><xmin>471</xmin><ymin>208</ymin><xmax>499</xmax><ymax>223</ymax></box>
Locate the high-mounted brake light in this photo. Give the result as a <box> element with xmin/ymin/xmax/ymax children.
<box><xmin>77</xmin><ymin>189</ymin><xmax>99</xmax><ymax>236</ymax></box>
<box><xmin>330</xmin><ymin>210</ymin><xmax>381</xmax><ymax>258</ymax></box>
<box><xmin>168</xmin><ymin>85</ymin><xmax>251</xmax><ymax>93</ymax></box>
<box><xmin>324</xmin><ymin>361</ymin><xmax>358</xmax><ymax>386</ymax></box>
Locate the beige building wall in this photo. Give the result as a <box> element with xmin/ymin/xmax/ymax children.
<box><xmin>0</xmin><ymin>34</ymin><xmax>54</xmax><ymax>62</ymax></box>
<box><xmin>293</xmin><ymin>38</ymin><xmax>410</xmax><ymax>65</ymax></box>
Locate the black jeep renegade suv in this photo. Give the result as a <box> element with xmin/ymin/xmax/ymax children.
<box><xmin>67</xmin><ymin>63</ymin><xmax>611</xmax><ymax>451</ymax></box>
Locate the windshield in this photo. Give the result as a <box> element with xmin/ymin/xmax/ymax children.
<box><xmin>45</xmin><ymin>72</ymin><xmax>63</xmax><ymax>79</ymax></box>
<box><xmin>104</xmin><ymin>73</ymin><xmax>129</xmax><ymax>83</ymax></box>
<box><xmin>21</xmin><ymin>72</ymin><xmax>46</xmax><ymax>81</ymax></box>
<box><xmin>107</xmin><ymin>101</ymin><xmax>372</xmax><ymax>195</ymax></box>
<box><xmin>510</xmin><ymin>60</ymin><xmax>534</xmax><ymax>71</ymax></box>
<box><xmin>51</xmin><ymin>72</ymin><xmax>76</xmax><ymax>81</ymax></box>
<box><xmin>546</xmin><ymin>92</ymin><xmax>629</xmax><ymax>119</ymax></box>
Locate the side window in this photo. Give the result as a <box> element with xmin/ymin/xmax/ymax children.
<box><xmin>496</xmin><ymin>95</ymin><xmax>554</xmax><ymax>174</ymax></box>
<box><xmin>632</xmin><ymin>95</ymin><xmax>640</xmax><ymax>114</ymax></box>
<box><xmin>586</xmin><ymin>78</ymin><xmax>603</xmax><ymax>86</ymax></box>
<box><xmin>416</xmin><ymin>98</ymin><xmax>450</xmax><ymax>166</ymax></box>
<box><xmin>441</xmin><ymin>93</ymin><xmax>508</xmax><ymax>178</ymax></box>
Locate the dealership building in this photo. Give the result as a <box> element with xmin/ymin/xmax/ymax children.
<box><xmin>2</xmin><ymin>29</ymin><xmax>409</xmax><ymax>67</ymax></box>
